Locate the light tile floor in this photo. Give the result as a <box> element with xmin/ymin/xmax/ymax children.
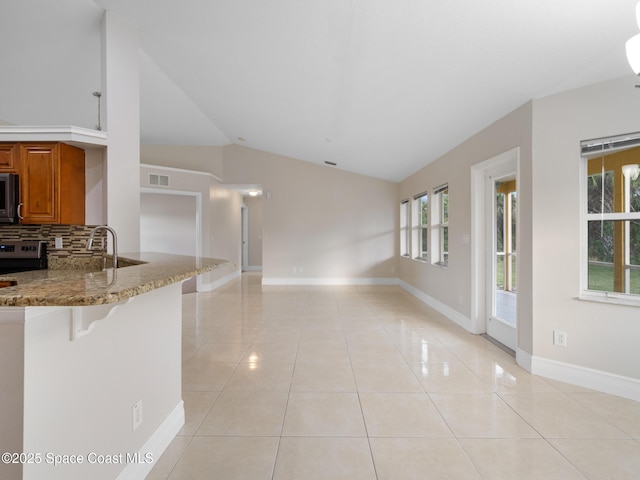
<box><xmin>147</xmin><ymin>273</ymin><xmax>640</xmax><ymax>480</ymax></box>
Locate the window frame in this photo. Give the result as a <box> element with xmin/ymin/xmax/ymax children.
<box><xmin>411</xmin><ymin>192</ymin><xmax>429</xmax><ymax>262</ymax></box>
<box><xmin>431</xmin><ymin>184</ymin><xmax>449</xmax><ymax>267</ymax></box>
<box><xmin>400</xmin><ymin>199</ymin><xmax>410</xmax><ymax>257</ymax></box>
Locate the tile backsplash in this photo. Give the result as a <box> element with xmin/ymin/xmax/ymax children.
<box><xmin>0</xmin><ymin>224</ymin><xmax>106</xmax><ymax>269</ymax></box>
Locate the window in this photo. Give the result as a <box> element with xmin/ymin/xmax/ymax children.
<box><xmin>411</xmin><ymin>192</ymin><xmax>428</xmax><ymax>261</ymax></box>
<box><xmin>432</xmin><ymin>184</ymin><xmax>449</xmax><ymax>267</ymax></box>
<box><xmin>400</xmin><ymin>200</ymin><xmax>409</xmax><ymax>257</ymax></box>
<box><xmin>496</xmin><ymin>180</ymin><xmax>517</xmax><ymax>292</ymax></box>
<box><xmin>583</xmin><ymin>137</ymin><xmax>640</xmax><ymax>300</ymax></box>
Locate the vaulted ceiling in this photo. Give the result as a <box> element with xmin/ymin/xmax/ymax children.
<box><xmin>2</xmin><ymin>0</ymin><xmax>638</xmax><ymax>181</ymax></box>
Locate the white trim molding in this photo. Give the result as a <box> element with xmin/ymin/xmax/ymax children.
<box><xmin>198</xmin><ymin>269</ymin><xmax>242</xmax><ymax>291</ymax></box>
<box><xmin>115</xmin><ymin>400</ymin><xmax>185</xmax><ymax>480</ymax></box>
<box><xmin>515</xmin><ymin>348</ymin><xmax>532</xmax><ymax>372</ymax></box>
<box><xmin>532</xmin><ymin>356</ymin><xmax>640</xmax><ymax>402</ymax></box>
<box><xmin>0</xmin><ymin>125</ymin><xmax>108</xmax><ymax>146</ymax></box>
<box><xmin>244</xmin><ymin>266</ymin><xmax>263</xmax><ymax>272</ymax></box>
<box><xmin>262</xmin><ymin>277</ymin><xmax>399</xmax><ymax>286</ymax></box>
<box><xmin>399</xmin><ymin>280</ymin><xmax>471</xmax><ymax>331</ymax></box>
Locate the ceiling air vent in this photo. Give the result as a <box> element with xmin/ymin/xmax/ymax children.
<box><xmin>149</xmin><ymin>173</ymin><xmax>169</xmax><ymax>187</ymax></box>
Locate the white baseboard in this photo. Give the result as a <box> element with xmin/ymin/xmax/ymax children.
<box><xmin>531</xmin><ymin>356</ymin><xmax>640</xmax><ymax>402</ymax></box>
<box><xmin>398</xmin><ymin>280</ymin><xmax>471</xmax><ymax>331</ymax></box>
<box><xmin>116</xmin><ymin>400</ymin><xmax>185</xmax><ymax>480</ymax></box>
<box><xmin>197</xmin><ymin>269</ymin><xmax>241</xmax><ymax>291</ymax></box>
<box><xmin>243</xmin><ymin>265</ymin><xmax>263</xmax><ymax>272</ymax></box>
<box><xmin>262</xmin><ymin>277</ymin><xmax>399</xmax><ymax>286</ymax></box>
<box><xmin>516</xmin><ymin>348</ymin><xmax>532</xmax><ymax>372</ymax></box>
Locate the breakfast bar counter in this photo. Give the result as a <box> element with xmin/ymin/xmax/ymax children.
<box><xmin>0</xmin><ymin>252</ymin><xmax>228</xmax><ymax>307</ymax></box>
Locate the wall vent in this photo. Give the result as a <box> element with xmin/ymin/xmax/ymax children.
<box><xmin>149</xmin><ymin>173</ymin><xmax>169</xmax><ymax>187</ymax></box>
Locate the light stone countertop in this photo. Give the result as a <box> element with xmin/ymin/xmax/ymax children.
<box><xmin>0</xmin><ymin>252</ymin><xmax>229</xmax><ymax>307</ymax></box>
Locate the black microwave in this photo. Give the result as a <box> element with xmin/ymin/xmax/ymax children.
<box><xmin>0</xmin><ymin>173</ymin><xmax>19</xmax><ymax>224</ymax></box>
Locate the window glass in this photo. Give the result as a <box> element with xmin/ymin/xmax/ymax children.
<box><xmin>420</xmin><ymin>195</ymin><xmax>428</xmax><ymax>225</ymax></box>
<box><xmin>412</xmin><ymin>193</ymin><xmax>428</xmax><ymax>261</ymax></box>
<box><xmin>630</xmin><ymin>220</ymin><xmax>640</xmax><ymax>294</ymax></box>
<box><xmin>442</xmin><ymin>223</ymin><xmax>448</xmax><ymax>265</ymax></box>
<box><xmin>511</xmin><ymin>192</ymin><xmax>517</xmax><ymax>253</ymax></box>
<box><xmin>587</xmin><ymin>170</ymin><xmax>614</xmax><ymax>214</ymax></box>
<box><xmin>631</xmin><ymin>176</ymin><xmax>640</xmax><ymax>213</ymax></box>
<box><xmin>432</xmin><ymin>185</ymin><xmax>448</xmax><ymax>267</ymax></box>
<box><xmin>496</xmin><ymin>192</ymin><xmax>504</xmax><ymax>253</ymax></box>
<box><xmin>588</xmin><ymin>220</ymin><xmax>640</xmax><ymax>295</ymax></box>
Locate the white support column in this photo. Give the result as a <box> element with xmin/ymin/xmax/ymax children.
<box><xmin>101</xmin><ymin>11</ymin><xmax>141</xmax><ymax>252</ymax></box>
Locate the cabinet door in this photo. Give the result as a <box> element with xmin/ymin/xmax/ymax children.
<box><xmin>19</xmin><ymin>144</ymin><xmax>59</xmax><ymax>223</ymax></box>
<box><xmin>0</xmin><ymin>144</ymin><xmax>18</xmax><ymax>173</ymax></box>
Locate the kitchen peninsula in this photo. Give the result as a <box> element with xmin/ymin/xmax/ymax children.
<box><xmin>0</xmin><ymin>253</ymin><xmax>228</xmax><ymax>480</ymax></box>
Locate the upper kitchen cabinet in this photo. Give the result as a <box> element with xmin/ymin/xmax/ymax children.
<box><xmin>16</xmin><ymin>142</ymin><xmax>85</xmax><ymax>224</ymax></box>
<box><xmin>0</xmin><ymin>144</ymin><xmax>18</xmax><ymax>172</ymax></box>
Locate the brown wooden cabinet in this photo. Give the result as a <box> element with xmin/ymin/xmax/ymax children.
<box><xmin>0</xmin><ymin>144</ymin><xmax>18</xmax><ymax>172</ymax></box>
<box><xmin>0</xmin><ymin>142</ymin><xmax>85</xmax><ymax>224</ymax></box>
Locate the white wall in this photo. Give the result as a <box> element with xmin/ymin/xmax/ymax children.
<box><xmin>85</xmin><ymin>148</ymin><xmax>105</xmax><ymax>225</ymax></box>
<box><xmin>0</xmin><ymin>0</ymin><xmax>102</xmax><ymax>128</ymax></box>
<box><xmin>244</xmin><ymin>195</ymin><xmax>263</xmax><ymax>269</ymax></box>
<box><xmin>209</xmin><ymin>182</ymin><xmax>243</xmax><ymax>283</ymax></box>
<box><xmin>141</xmin><ymin>145</ymin><xmax>224</xmax><ymax>179</ymax></box>
<box><xmin>531</xmin><ymin>76</ymin><xmax>640</xmax><ymax>387</ymax></box>
<box><xmin>223</xmin><ymin>145</ymin><xmax>399</xmax><ymax>283</ymax></box>
<box><xmin>140</xmin><ymin>193</ymin><xmax>197</xmax><ymax>255</ymax></box>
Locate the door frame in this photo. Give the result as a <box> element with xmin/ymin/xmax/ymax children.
<box><xmin>470</xmin><ymin>147</ymin><xmax>520</xmax><ymax>340</ymax></box>
<box><xmin>241</xmin><ymin>204</ymin><xmax>249</xmax><ymax>271</ymax></box>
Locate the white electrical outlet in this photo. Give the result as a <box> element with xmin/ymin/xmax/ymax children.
<box><xmin>132</xmin><ymin>399</ymin><xmax>143</xmax><ymax>431</ymax></box>
<box><xmin>55</xmin><ymin>237</ymin><xmax>63</xmax><ymax>249</ymax></box>
<box><xmin>553</xmin><ymin>330</ymin><xmax>567</xmax><ymax>347</ymax></box>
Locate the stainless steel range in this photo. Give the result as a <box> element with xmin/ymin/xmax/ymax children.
<box><xmin>0</xmin><ymin>240</ymin><xmax>48</xmax><ymax>274</ymax></box>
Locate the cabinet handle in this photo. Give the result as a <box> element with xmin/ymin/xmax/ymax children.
<box><xmin>17</xmin><ymin>203</ymin><xmax>23</xmax><ymax>220</ymax></box>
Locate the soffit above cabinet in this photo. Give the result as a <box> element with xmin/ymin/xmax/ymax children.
<box><xmin>0</xmin><ymin>126</ymin><xmax>107</xmax><ymax>149</ymax></box>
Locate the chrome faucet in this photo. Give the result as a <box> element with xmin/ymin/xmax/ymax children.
<box><xmin>86</xmin><ymin>225</ymin><xmax>118</xmax><ymax>269</ymax></box>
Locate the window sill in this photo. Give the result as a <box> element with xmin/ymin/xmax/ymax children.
<box><xmin>412</xmin><ymin>257</ymin><xmax>428</xmax><ymax>263</ymax></box>
<box><xmin>578</xmin><ymin>291</ymin><xmax>640</xmax><ymax>308</ymax></box>
<box><xmin>432</xmin><ymin>261</ymin><xmax>448</xmax><ymax>269</ymax></box>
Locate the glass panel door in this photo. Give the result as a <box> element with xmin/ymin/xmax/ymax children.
<box><xmin>486</xmin><ymin>172</ymin><xmax>517</xmax><ymax>350</ymax></box>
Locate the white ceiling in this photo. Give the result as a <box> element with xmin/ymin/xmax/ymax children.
<box><xmin>3</xmin><ymin>1</ymin><xmax>639</xmax><ymax>182</ymax></box>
